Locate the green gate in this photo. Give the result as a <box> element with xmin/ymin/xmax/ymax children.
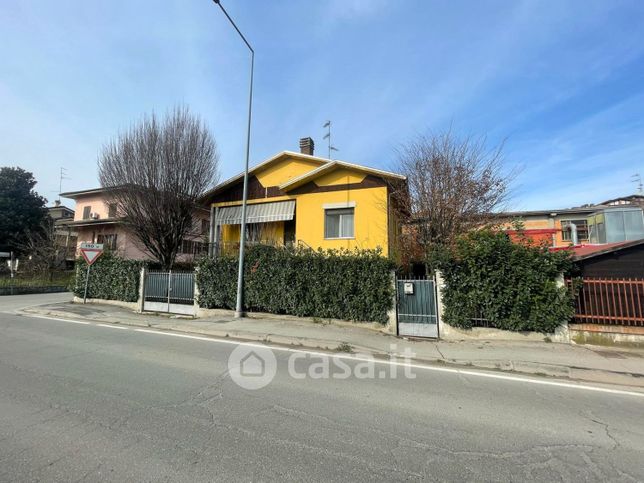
<box><xmin>396</xmin><ymin>277</ymin><xmax>438</xmax><ymax>338</ymax></box>
<box><xmin>143</xmin><ymin>270</ymin><xmax>195</xmax><ymax>316</ymax></box>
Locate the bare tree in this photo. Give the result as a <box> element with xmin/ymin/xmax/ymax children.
<box><xmin>98</xmin><ymin>106</ymin><xmax>219</xmax><ymax>269</ymax></box>
<box><xmin>396</xmin><ymin>129</ymin><xmax>515</xmax><ymax>263</ymax></box>
<box><xmin>18</xmin><ymin>218</ymin><xmax>71</xmax><ymax>277</ymax></box>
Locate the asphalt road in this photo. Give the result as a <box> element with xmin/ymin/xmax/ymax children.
<box><xmin>1</xmin><ymin>294</ymin><xmax>643</xmax><ymax>482</ymax></box>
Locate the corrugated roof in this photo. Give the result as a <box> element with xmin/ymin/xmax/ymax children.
<box><xmin>551</xmin><ymin>239</ymin><xmax>644</xmax><ymax>260</ymax></box>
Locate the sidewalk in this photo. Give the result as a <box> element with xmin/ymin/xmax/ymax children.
<box><xmin>20</xmin><ymin>300</ymin><xmax>644</xmax><ymax>389</ymax></box>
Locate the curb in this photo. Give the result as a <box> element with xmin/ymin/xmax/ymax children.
<box><xmin>19</xmin><ymin>308</ymin><xmax>644</xmax><ymax>390</ymax></box>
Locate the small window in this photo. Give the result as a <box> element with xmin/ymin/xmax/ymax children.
<box><xmin>325</xmin><ymin>208</ymin><xmax>354</xmax><ymax>239</ymax></box>
<box><xmin>108</xmin><ymin>203</ymin><xmax>117</xmax><ymax>218</ymax></box>
<box><xmin>181</xmin><ymin>239</ymin><xmax>194</xmax><ymax>254</ymax></box>
<box><xmin>561</xmin><ymin>219</ymin><xmax>589</xmax><ymax>241</ymax></box>
<box><xmin>82</xmin><ymin>206</ymin><xmax>91</xmax><ymax>220</ymax></box>
<box><xmin>201</xmin><ymin>219</ymin><xmax>209</xmax><ymax>235</ymax></box>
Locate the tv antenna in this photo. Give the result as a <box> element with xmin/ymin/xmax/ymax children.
<box><xmin>58</xmin><ymin>167</ymin><xmax>70</xmax><ymax>203</ymax></box>
<box><xmin>632</xmin><ymin>173</ymin><xmax>643</xmax><ymax>194</ymax></box>
<box><xmin>322</xmin><ymin>120</ymin><xmax>339</xmax><ymax>159</ymax></box>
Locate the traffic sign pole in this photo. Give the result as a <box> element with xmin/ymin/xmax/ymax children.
<box><xmin>79</xmin><ymin>243</ymin><xmax>104</xmax><ymax>304</ymax></box>
<box><xmin>83</xmin><ymin>264</ymin><xmax>91</xmax><ymax>304</ymax></box>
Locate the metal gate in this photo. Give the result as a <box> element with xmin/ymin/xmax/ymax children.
<box><xmin>396</xmin><ymin>277</ymin><xmax>439</xmax><ymax>338</ymax></box>
<box><xmin>143</xmin><ymin>270</ymin><xmax>196</xmax><ymax>316</ymax></box>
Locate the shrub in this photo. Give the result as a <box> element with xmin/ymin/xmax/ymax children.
<box><xmin>197</xmin><ymin>245</ymin><xmax>395</xmax><ymax>323</ymax></box>
<box><xmin>438</xmin><ymin>229</ymin><xmax>574</xmax><ymax>333</ymax></box>
<box><xmin>72</xmin><ymin>253</ymin><xmax>142</xmax><ymax>302</ymax></box>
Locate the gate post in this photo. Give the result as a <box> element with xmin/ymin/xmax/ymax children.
<box><xmin>193</xmin><ymin>267</ymin><xmax>200</xmax><ymax>317</ymax></box>
<box><xmin>166</xmin><ymin>270</ymin><xmax>172</xmax><ymax>313</ymax></box>
<box><xmin>554</xmin><ymin>272</ymin><xmax>571</xmax><ymax>343</ymax></box>
<box><xmin>386</xmin><ymin>270</ymin><xmax>397</xmax><ymax>334</ymax></box>
<box><xmin>138</xmin><ymin>266</ymin><xmax>146</xmax><ymax>313</ymax></box>
<box><xmin>435</xmin><ymin>270</ymin><xmax>446</xmax><ymax>339</ymax></box>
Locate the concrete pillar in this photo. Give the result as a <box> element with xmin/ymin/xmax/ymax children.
<box><xmin>386</xmin><ymin>270</ymin><xmax>397</xmax><ymax>334</ymax></box>
<box><xmin>435</xmin><ymin>270</ymin><xmax>447</xmax><ymax>339</ymax></box>
<box><xmin>138</xmin><ymin>266</ymin><xmax>146</xmax><ymax>313</ymax></box>
<box><xmin>554</xmin><ymin>272</ymin><xmax>571</xmax><ymax>343</ymax></box>
<box><xmin>193</xmin><ymin>266</ymin><xmax>200</xmax><ymax>317</ymax></box>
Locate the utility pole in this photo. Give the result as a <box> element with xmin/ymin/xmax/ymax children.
<box><xmin>211</xmin><ymin>0</ymin><xmax>254</xmax><ymax>318</ymax></box>
<box><xmin>322</xmin><ymin>120</ymin><xmax>339</xmax><ymax>159</ymax></box>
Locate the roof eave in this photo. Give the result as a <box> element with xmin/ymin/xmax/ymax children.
<box><xmin>279</xmin><ymin>160</ymin><xmax>406</xmax><ymax>191</ymax></box>
<box><xmin>199</xmin><ymin>151</ymin><xmax>330</xmax><ymax>203</ymax></box>
<box><xmin>573</xmin><ymin>239</ymin><xmax>644</xmax><ymax>261</ymax></box>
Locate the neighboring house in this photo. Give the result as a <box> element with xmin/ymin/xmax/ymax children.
<box><xmin>503</xmin><ymin>195</ymin><xmax>644</xmax><ymax>247</ymax></box>
<box><xmin>602</xmin><ymin>194</ymin><xmax>644</xmax><ymax>208</ymax></box>
<box><xmin>200</xmin><ymin>137</ymin><xmax>407</xmax><ymax>258</ymax></box>
<box><xmin>47</xmin><ymin>200</ymin><xmax>75</xmax><ymax>222</ymax></box>
<box><xmin>60</xmin><ymin>187</ymin><xmax>210</xmax><ymax>262</ymax></box>
<box><xmin>47</xmin><ymin>200</ymin><xmax>77</xmax><ymax>267</ymax></box>
<box><xmin>502</xmin><ymin>206</ymin><xmax>600</xmax><ymax>247</ymax></box>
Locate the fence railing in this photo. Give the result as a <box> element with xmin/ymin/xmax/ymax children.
<box><xmin>566</xmin><ymin>277</ymin><xmax>644</xmax><ymax>327</ymax></box>
<box><xmin>144</xmin><ymin>270</ymin><xmax>195</xmax><ymax>306</ymax></box>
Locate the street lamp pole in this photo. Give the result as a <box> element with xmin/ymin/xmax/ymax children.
<box><xmin>212</xmin><ymin>0</ymin><xmax>253</xmax><ymax>318</ymax></box>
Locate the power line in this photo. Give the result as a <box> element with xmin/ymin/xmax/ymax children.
<box><xmin>632</xmin><ymin>173</ymin><xmax>643</xmax><ymax>194</ymax></box>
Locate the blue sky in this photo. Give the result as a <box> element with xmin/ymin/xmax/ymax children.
<box><xmin>1</xmin><ymin>0</ymin><xmax>643</xmax><ymax>210</ymax></box>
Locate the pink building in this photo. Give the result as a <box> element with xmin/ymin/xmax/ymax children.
<box><xmin>60</xmin><ymin>187</ymin><xmax>210</xmax><ymax>263</ymax></box>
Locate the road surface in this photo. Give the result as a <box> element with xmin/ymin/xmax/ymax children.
<box><xmin>0</xmin><ymin>294</ymin><xmax>643</xmax><ymax>481</ymax></box>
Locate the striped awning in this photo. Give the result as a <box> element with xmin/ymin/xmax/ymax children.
<box><xmin>215</xmin><ymin>200</ymin><xmax>295</xmax><ymax>226</ymax></box>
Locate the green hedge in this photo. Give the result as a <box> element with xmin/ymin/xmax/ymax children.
<box><xmin>197</xmin><ymin>245</ymin><xmax>395</xmax><ymax>323</ymax></box>
<box><xmin>72</xmin><ymin>253</ymin><xmax>142</xmax><ymax>302</ymax></box>
<box><xmin>439</xmin><ymin>229</ymin><xmax>574</xmax><ymax>333</ymax></box>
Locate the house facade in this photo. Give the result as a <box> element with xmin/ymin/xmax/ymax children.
<box><xmin>60</xmin><ymin>187</ymin><xmax>209</xmax><ymax>262</ymax></box>
<box><xmin>503</xmin><ymin>207</ymin><xmax>599</xmax><ymax>247</ymax></box>
<box><xmin>503</xmin><ymin>195</ymin><xmax>644</xmax><ymax>247</ymax></box>
<box><xmin>201</xmin><ymin>138</ymin><xmax>407</xmax><ymax>258</ymax></box>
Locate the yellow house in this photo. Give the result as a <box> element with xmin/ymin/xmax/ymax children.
<box><xmin>201</xmin><ymin>138</ymin><xmax>407</xmax><ymax>258</ymax></box>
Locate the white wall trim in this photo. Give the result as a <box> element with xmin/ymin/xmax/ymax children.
<box><xmin>323</xmin><ymin>201</ymin><xmax>356</xmax><ymax>209</ymax></box>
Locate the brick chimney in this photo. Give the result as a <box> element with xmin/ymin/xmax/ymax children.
<box><xmin>299</xmin><ymin>137</ymin><xmax>314</xmax><ymax>156</ymax></box>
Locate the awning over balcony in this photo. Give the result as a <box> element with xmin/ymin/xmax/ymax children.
<box><xmin>215</xmin><ymin>200</ymin><xmax>295</xmax><ymax>226</ymax></box>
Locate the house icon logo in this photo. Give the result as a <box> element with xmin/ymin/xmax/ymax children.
<box><xmin>240</xmin><ymin>352</ymin><xmax>265</xmax><ymax>377</ymax></box>
<box><xmin>228</xmin><ymin>345</ymin><xmax>277</xmax><ymax>390</ymax></box>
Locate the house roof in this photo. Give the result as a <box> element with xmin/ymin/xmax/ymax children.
<box><xmin>60</xmin><ymin>187</ymin><xmax>114</xmax><ymax>199</ymax></box>
<box><xmin>278</xmin><ymin>160</ymin><xmax>406</xmax><ymax>191</ymax></box>
<box><xmin>199</xmin><ymin>151</ymin><xmax>329</xmax><ymax>202</ymax></box>
<box><xmin>199</xmin><ymin>150</ymin><xmax>405</xmax><ymax>201</ymax></box>
<box><xmin>551</xmin><ymin>239</ymin><xmax>644</xmax><ymax>260</ymax></box>
<box><xmin>601</xmin><ymin>194</ymin><xmax>644</xmax><ymax>205</ymax></box>
<box><xmin>47</xmin><ymin>204</ymin><xmax>74</xmax><ymax>212</ymax></box>
<box><xmin>499</xmin><ymin>206</ymin><xmax>604</xmax><ymax>218</ymax></box>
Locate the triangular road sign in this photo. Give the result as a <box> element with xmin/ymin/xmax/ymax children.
<box><xmin>80</xmin><ymin>248</ymin><xmax>103</xmax><ymax>266</ymax></box>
